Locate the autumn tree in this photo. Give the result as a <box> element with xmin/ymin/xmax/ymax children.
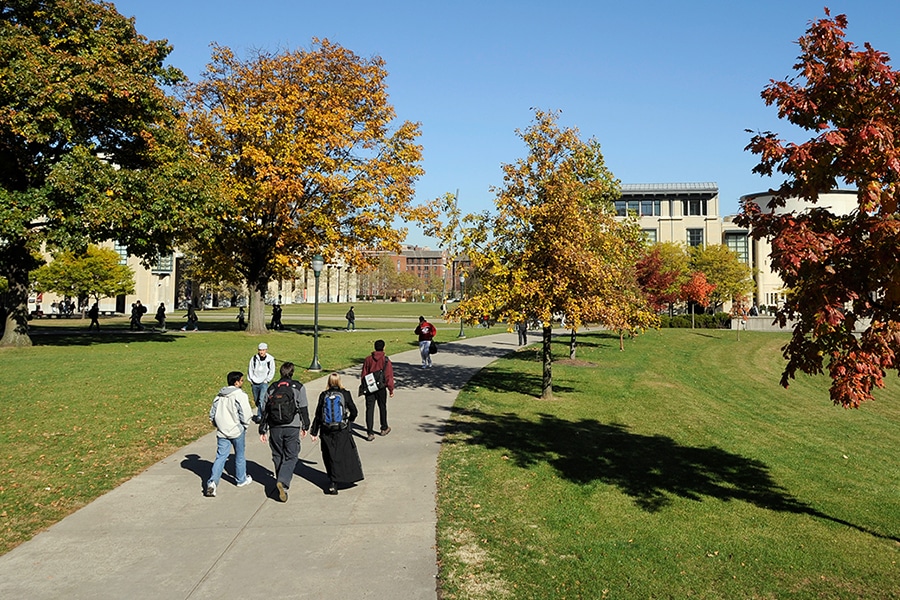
<box><xmin>636</xmin><ymin>242</ymin><xmax>690</xmax><ymax>313</ymax></box>
<box><xmin>737</xmin><ymin>9</ymin><xmax>900</xmax><ymax>407</ymax></box>
<box><xmin>456</xmin><ymin>109</ymin><xmax>638</xmax><ymax>399</ymax></box>
<box><xmin>184</xmin><ymin>41</ymin><xmax>428</xmax><ymax>334</ymax></box>
<box><xmin>689</xmin><ymin>244</ymin><xmax>754</xmax><ymax>313</ymax></box>
<box><xmin>0</xmin><ymin>0</ymin><xmax>218</xmax><ymax>346</ymax></box>
<box><xmin>32</xmin><ymin>245</ymin><xmax>135</xmax><ymax>306</ymax></box>
<box><xmin>681</xmin><ymin>271</ymin><xmax>716</xmax><ymax>329</ymax></box>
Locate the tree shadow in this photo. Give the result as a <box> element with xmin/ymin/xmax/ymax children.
<box><xmin>430</xmin><ymin>408</ymin><xmax>898</xmax><ymax>542</ymax></box>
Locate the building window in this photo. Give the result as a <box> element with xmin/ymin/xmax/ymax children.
<box><xmin>724</xmin><ymin>232</ymin><xmax>749</xmax><ymax>264</ymax></box>
<box><xmin>113</xmin><ymin>242</ymin><xmax>128</xmax><ymax>265</ymax></box>
<box><xmin>642</xmin><ymin>229</ymin><xmax>658</xmax><ymax>244</ymax></box>
<box><xmin>152</xmin><ymin>254</ymin><xmax>174</xmax><ymax>274</ymax></box>
<box><xmin>687</xmin><ymin>228</ymin><xmax>704</xmax><ymax>247</ymax></box>
<box><xmin>682</xmin><ymin>198</ymin><xmax>708</xmax><ymax>216</ymax></box>
<box><xmin>615</xmin><ymin>199</ymin><xmax>661</xmax><ymax>217</ymax></box>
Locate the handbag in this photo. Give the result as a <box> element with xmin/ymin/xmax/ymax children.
<box><xmin>429</xmin><ymin>341</ymin><xmax>438</xmax><ymax>355</ymax></box>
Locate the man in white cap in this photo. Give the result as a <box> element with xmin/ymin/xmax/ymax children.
<box><xmin>248</xmin><ymin>342</ymin><xmax>276</xmax><ymax>423</ymax></box>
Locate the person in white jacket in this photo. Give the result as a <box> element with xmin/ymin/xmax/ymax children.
<box><xmin>248</xmin><ymin>343</ymin><xmax>276</xmax><ymax>422</ymax></box>
<box><xmin>205</xmin><ymin>371</ymin><xmax>254</xmax><ymax>497</ymax></box>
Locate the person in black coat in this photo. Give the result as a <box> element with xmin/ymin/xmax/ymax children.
<box><xmin>310</xmin><ymin>373</ymin><xmax>364</xmax><ymax>495</ymax></box>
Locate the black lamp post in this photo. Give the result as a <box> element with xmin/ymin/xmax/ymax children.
<box><xmin>309</xmin><ymin>254</ymin><xmax>324</xmax><ymax>371</ymax></box>
<box><xmin>458</xmin><ymin>273</ymin><xmax>466</xmax><ymax>338</ymax></box>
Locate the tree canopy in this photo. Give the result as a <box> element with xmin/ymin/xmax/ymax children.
<box><xmin>688</xmin><ymin>244</ymin><xmax>754</xmax><ymax>312</ymax></box>
<box><xmin>0</xmin><ymin>0</ymin><xmax>219</xmax><ymax>346</ymax></box>
<box><xmin>737</xmin><ymin>9</ymin><xmax>900</xmax><ymax>407</ymax></box>
<box><xmin>32</xmin><ymin>245</ymin><xmax>135</xmax><ymax>303</ymax></box>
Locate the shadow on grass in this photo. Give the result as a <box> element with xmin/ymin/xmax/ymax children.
<box><xmin>433</xmin><ymin>406</ymin><xmax>897</xmax><ymax>542</ymax></box>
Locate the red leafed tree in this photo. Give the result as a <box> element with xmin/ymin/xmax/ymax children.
<box><xmin>636</xmin><ymin>245</ymin><xmax>682</xmax><ymax>311</ymax></box>
<box><xmin>737</xmin><ymin>9</ymin><xmax>900</xmax><ymax>407</ymax></box>
<box><xmin>681</xmin><ymin>271</ymin><xmax>715</xmax><ymax>329</ymax></box>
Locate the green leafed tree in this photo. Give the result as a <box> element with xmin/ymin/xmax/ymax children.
<box><xmin>0</xmin><ymin>0</ymin><xmax>220</xmax><ymax>346</ymax></box>
<box><xmin>689</xmin><ymin>244</ymin><xmax>754</xmax><ymax>312</ymax></box>
<box><xmin>183</xmin><ymin>41</ymin><xmax>429</xmax><ymax>334</ymax></box>
<box><xmin>32</xmin><ymin>245</ymin><xmax>135</xmax><ymax>305</ymax></box>
<box><xmin>455</xmin><ymin>109</ymin><xmax>645</xmax><ymax>399</ymax></box>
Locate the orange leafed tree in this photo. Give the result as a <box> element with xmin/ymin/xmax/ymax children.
<box><xmin>737</xmin><ymin>10</ymin><xmax>900</xmax><ymax>407</ymax></box>
<box><xmin>681</xmin><ymin>271</ymin><xmax>715</xmax><ymax>329</ymax></box>
<box><xmin>184</xmin><ymin>40</ymin><xmax>427</xmax><ymax>333</ymax></box>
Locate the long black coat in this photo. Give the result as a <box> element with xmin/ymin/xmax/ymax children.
<box><xmin>310</xmin><ymin>388</ymin><xmax>364</xmax><ymax>484</ymax></box>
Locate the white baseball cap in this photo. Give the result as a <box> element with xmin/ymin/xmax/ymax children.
<box><xmin>258</xmin><ymin>343</ymin><xmax>268</xmax><ymax>350</ymax></box>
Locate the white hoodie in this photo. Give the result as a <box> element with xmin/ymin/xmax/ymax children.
<box><xmin>209</xmin><ymin>386</ymin><xmax>253</xmax><ymax>439</ymax></box>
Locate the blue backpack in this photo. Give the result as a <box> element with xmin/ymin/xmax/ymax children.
<box><xmin>322</xmin><ymin>390</ymin><xmax>346</xmax><ymax>430</ymax></box>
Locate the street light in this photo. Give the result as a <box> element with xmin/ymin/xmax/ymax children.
<box><xmin>458</xmin><ymin>273</ymin><xmax>466</xmax><ymax>338</ymax></box>
<box><xmin>309</xmin><ymin>254</ymin><xmax>325</xmax><ymax>371</ymax></box>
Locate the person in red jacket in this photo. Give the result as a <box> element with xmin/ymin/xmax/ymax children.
<box><xmin>414</xmin><ymin>315</ymin><xmax>436</xmax><ymax>368</ymax></box>
<box><xmin>360</xmin><ymin>339</ymin><xmax>395</xmax><ymax>441</ymax></box>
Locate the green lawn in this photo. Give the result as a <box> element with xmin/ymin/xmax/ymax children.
<box><xmin>437</xmin><ymin>329</ymin><xmax>900</xmax><ymax>599</ymax></box>
<box><xmin>0</xmin><ymin>301</ymin><xmax>498</xmax><ymax>555</ymax></box>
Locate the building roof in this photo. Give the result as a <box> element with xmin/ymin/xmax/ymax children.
<box><xmin>621</xmin><ymin>182</ymin><xmax>718</xmax><ymax>194</ymax></box>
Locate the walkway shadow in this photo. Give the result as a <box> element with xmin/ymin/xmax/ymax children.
<box><xmin>430</xmin><ymin>408</ymin><xmax>897</xmax><ymax>542</ymax></box>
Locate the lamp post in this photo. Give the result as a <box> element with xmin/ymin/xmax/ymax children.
<box><xmin>309</xmin><ymin>254</ymin><xmax>324</xmax><ymax>371</ymax></box>
<box><xmin>458</xmin><ymin>273</ymin><xmax>466</xmax><ymax>338</ymax></box>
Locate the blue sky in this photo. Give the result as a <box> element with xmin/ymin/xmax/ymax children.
<box><xmin>113</xmin><ymin>1</ymin><xmax>900</xmax><ymax>245</ymax></box>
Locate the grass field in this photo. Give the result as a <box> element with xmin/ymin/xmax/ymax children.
<box><xmin>436</xmin><ymin>329</ymin><xmax>900</xmax><ymax>599</ymax></box>
<box><xmin>0</xmin><ymin>301</ymin><xmax>497</xmax><ymax>555</ymax></box>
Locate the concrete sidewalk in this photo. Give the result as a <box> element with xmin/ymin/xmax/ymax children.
<box><xmin>0</xmin><ymin>332</ymin><xmax>519</xmax><ymax>599</ymax></box>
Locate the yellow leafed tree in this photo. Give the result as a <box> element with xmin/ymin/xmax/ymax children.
<box><xmin>184</xmin><ymin>40</ymin><xmax>428</xmax><ymax>333</ymax></box>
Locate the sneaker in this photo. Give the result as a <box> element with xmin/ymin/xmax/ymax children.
<box><xmin>276</xmin><ymin>481</ymin><xmax>288</xmax><ymax>502</ymax></box>
<box><xmin>251</xmin><ymin>415</ymin><xmax>260</xmax><ymax>424</ymax></box>
<box><xmin>205</xmin><ymin>481</ymin><xmax>216</xmax><ymax>497</ymax></box>
<box><xmin>236</xmin><ymin>475</ymin><xmax>252</xmax><ymax>488</ymax></box>
<box><xmin>380</xmin><ymin>427</ymin><xmax>391</xmax><ymax>436</ymax></box>
<box><xmin>366</xmin><ymin>433</ymin><xmax>375</xmax><ymax>442</ymax></box>
<box><xmin>326</xmin><ymin>483</ymin><xmax>338</xmax><ymax>495</ymax></box>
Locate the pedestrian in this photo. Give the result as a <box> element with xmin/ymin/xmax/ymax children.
<box><xmin>129</xmin><ymin>303</ymin><xmax>137</xmax><ymax>330</ymax></box>
<box><xmin>155</xmin><ymin>303</ymin><xmax>166</xmax><ymax>332</ymax></box>
<box><xmin>345</xmin><ymin>305</ymin><xmax>356</xmax><ymax>331</ymax></box>
<box><xmin>310</xmin><ymin>372</ymin><xmax>364</xmax><ymax>494</ymax></box>
<box><xmin>132</xmin><ymin>300</ymin><xmax>147</xmax><ymax>330</ymax></box>
<box><xmin>205</xmin><ymin>371</ymin><xmax>254</xmax><ymax>497</ymax></box>
<box><xmin>516</xmin><ymin>320</ymin><xmax>528</xmax><ymax>346</ymax></box>
<box><xmin>87</xmin><ymin>301</ymin><xmax>100</xmax><ymax>331</ymax></box>
<box><xmin>181</xmin><ymin>304</ymin><xmax>199</xmax><ymax>331</ymax></box>
<box><xmin>414</xmin><ymin>315</ymin><xmax>437</xmax><ymax>368</ymax></box>
<box><xmin>360</xmin><ymin>339</ymin><xmax>394</xmax><ymax>441</ymax></box>
<box><xmin>248</xmin><ymin>342</ymin><xmax>276</xmax><ymax>423</ymax></box>
<box><xmin>237</xmin><ymin>306</ymin><xmax>246</xmax><ymax>330</ymax></box>
<box><xmin>258</xmin><ymin>362</ymin><xmax>309</xmax><ymax>502</ymax></box>
<box><xmin>270</xmin><ymin>303</ymin><xmax>283</xmax><ymax>330</ymax></box>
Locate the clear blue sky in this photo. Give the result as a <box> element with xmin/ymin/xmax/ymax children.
<box><xmin>113</xmin><ymin>0</ymin><xmax>900</xmax><ymax>245</ymax></box>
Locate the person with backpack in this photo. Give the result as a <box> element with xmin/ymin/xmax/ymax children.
<box><xmin>414</xmin><ymin>315</ymin><xmax>437</xmax><ymax>368</ymax></box>
<box><xmin>248</xmin><ymin>342</ymin><xmax>276</xmax><ymax>423</ymax></box>
<box><xmin>205</xmin><ymin>371</ymin><xmax>254</xmax><ymax>497</ymax></box>
<box><xmin>258</xmin><ymin>362</ymin><xmax>309</xmax><ymax>503</ymax></box>
<box><xmin>345</xmin><ymin>306</ymin><xmax>356</xmax><ymax>331</ymax></box>
<box><xmin>310</xmin><ymin>373</ymin><xmax>363</xmax><ymax>495</ymax></box>
<box><xmin>155</xmin><ymin>303</ymin><xmax>166</xmax><ymax>332</ymax></box>
<box><xmin>360</xmin><ymin>339</ymin><xmax>395</xmax><ymax>442</ymax></box>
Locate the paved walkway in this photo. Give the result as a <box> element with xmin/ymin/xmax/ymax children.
<box><xmin>0</xmin><ymin>332</ymin><xmax>520</xmax><ymax>599</ymax></box>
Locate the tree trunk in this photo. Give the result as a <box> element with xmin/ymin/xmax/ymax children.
<box><xmin>246</xmin><ymin>285</ymin><xmax>268</xmax><ymax>335</ymax></box>
<box><xmin>691</xmin><ymin>310</ymin><xmax>695</xmax><ymax>329</ymax></box>
<box><xmin>0</xmin><ymin>240</ymin><xmax>40</xmax><ymax>347</ymax></box>
<box><xmin>541</xmin><ymin>326</ymin><xmax>553</xmax><ymax>400</ymax></box>
<box><xmin>619</xmin><ymin>330</ymin><xmax>625</xmax><ymax>351</ymax></box>
<box><xmin>569</xmin><ymin>329</ymin><xmax>577</xmax><ymax>359</ymax></box>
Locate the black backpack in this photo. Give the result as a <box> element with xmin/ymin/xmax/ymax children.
<box><xmin>266</xmin><ymin>381</ymin><xmax>297</xmax><ymax>426</ymax></box>
<box><xmin>321</xmin><ymin>390</ymin><xmax>346</xmax><ymax>430</ymax></box>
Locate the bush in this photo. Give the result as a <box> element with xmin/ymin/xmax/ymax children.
<box><xmin>660</xmin><ymin>312</ymin><xmax>731</xmax><ymax>329</ymax></box>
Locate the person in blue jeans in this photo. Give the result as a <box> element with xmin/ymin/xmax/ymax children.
<box><xmin>205</xmin><ymin>371</ymin><xmax>254</xmax><ymax>497</ymax></box>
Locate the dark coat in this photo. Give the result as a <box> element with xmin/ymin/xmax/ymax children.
<box><xmin>310</xmin><ymin>388</ymin><xmax>364</xmax><ymax>484</ymax></box>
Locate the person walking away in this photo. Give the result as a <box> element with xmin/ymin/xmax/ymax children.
<box><xmin>155</xmin><ymin>303</ymin><xmax>167</xmax><ymax>332</ymax></box>
<box><xmin>258</xmin><ymin>362</ymin><xmax>309</xmax><ymax>502</ymax></box>
<box><xmin>360</xmin><ymin>339</ymin><xmax>394</xmax><ymax>441</ymax></box>
<box><xmin>345</xmin><ymin>306</ymin><xmax>356</xmax><ymax>331</ymax></box>
<box><xmin>270</xmin><ymin>303</ymin><xmax>283</xmax><ymax>330</ymax></box>
<box><xmin>517</xmin><ymin>319</ymin><xmax>528</xmax><ymax>346</ymax></box>
<box><xmin>135</xmin><ymin>300</ymin><xmax>147</xmax><ymax>330</ymax></box>
<box><xmin>310</xmin><ymin>372</ymin><xmax>364</xmax><ymax>494</ymax></box>
<box><xmin>181</xmin><ymin>304</ymin><xmax>199</xmax><ymax>331</ymax></box>
<box><xmin>248</xmin><ymin>343</ymin><xmax>275</xmax><ymax>423</ymax></box>
<box><xmin>205</xmin><ymin>371</ymin><xmax>254</xmax><ymax>497</ymax></box>
<box><xmin>414</xmin><ymin>316</ymin><xmax>437</xmax><ymax>368</ymax></box>
<box><xmin>87</xmin><ymin>301</ymin><xmax>100</xmax><ymax>331</ymax></box>
<box><xmin>237</xmin><ymin>306</ymin><xmax>246</xmax><ymax>330</ymax></box>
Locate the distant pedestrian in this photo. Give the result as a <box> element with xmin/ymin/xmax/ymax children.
<box><xmin>414</xmin><ymin>316</ymin><xmax>436</xmax><ymax>368</ymax></box>
<box><xmin>271</xmin><ymin>303</ymin><xmax>283</xmax><ymax>330</ymax></box>
<box><xmin>360</xmin><ymin>339</ymin><xmax>394</xmax><ymax>441</ymax></box>
<box><xmin>205</xmin><ymin>371</ymin><xmax>253</xmax><ymax>497</ymax></box>
<box><xmin>87</xmin><ymin>301</ymin><xmax>100</xmax><ymax>331</ymax></box>
<box><xmin>345</xmin><ymin>306</ymin><xmax>356</xmax><ymax>331</ymax></box>
<box><xmin>248</xmin><ymin>342</ymin><xmax>276</xmax><ymax>423</ymax></box>
<box><xmin>516</xmin><ymin>320</ymin><xmax>528</xmax><ymax>346</ymax></box>
<box><xmin>130</xmin><ymin>300</ymin><xmax>147</xmax><ymax>330</ymax></box>
<box><xmin>155</xmin><ymin>303</ymin><xmax>166</xmax><ymax>332</ymax></box>
<box><xmin>310</xmin><ymin>372</ymin><xmax>364</xmax><ymax>495</ymax></box>
<box><xmin>237</xmin><ymin>306</ymin><xmax>246</xmax><ymax>330</ymax></box>
<box><xmin>259</xmin><ymin>362</ymin><xmax>309</xmax><ymax>503</ymax></box>
<box><xmin>181</xmin><ymin>304</ymin><xmax>199</xmax><ymax>331</ymax></box>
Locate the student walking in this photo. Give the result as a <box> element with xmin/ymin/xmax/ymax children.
<box><xmin>258</xmin><ymin>362</ymin><xmax>309</xmax><ymax>502</ymax></box>
<box><xmin>247</xmin><ymin>342</ymin><xmax>276</xmax><ymax>423</ymax></box>
<box><xmin>87</xmin><ymin>301</ymin><xmax>100</xmax><ymax>331</ymax></box>
<box><xmin>310</xmin><ymin>373</ymin><xmax>364</xmax><ymax>495</ymax></box>
<box><xmin>155</xmin><ymin>303</ymin><xmax>167</xmax><ymax>332</ymax></box>
<box><xmin>345</xmin><ymin>306</ymin><xmax>356</xmax><ymax>331</ymax></box>
<box><xmin>181</xmin><ymin>304</ymin><xmax>199</xmax><ymax>331</ymax></box>
<box><xmin>205</xmin><ymin>371</ymin><xmax>254</xmax><ymax>497</ymax></box>
<box><xmin>360</xmin><ymin>339</ymin><xmax>394</xmax><ymax>441</ymax></box>
<box><xmin>414</xmin><ymin>316</ymin><xmax>436</xmax><ymax>368</ymax></box>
